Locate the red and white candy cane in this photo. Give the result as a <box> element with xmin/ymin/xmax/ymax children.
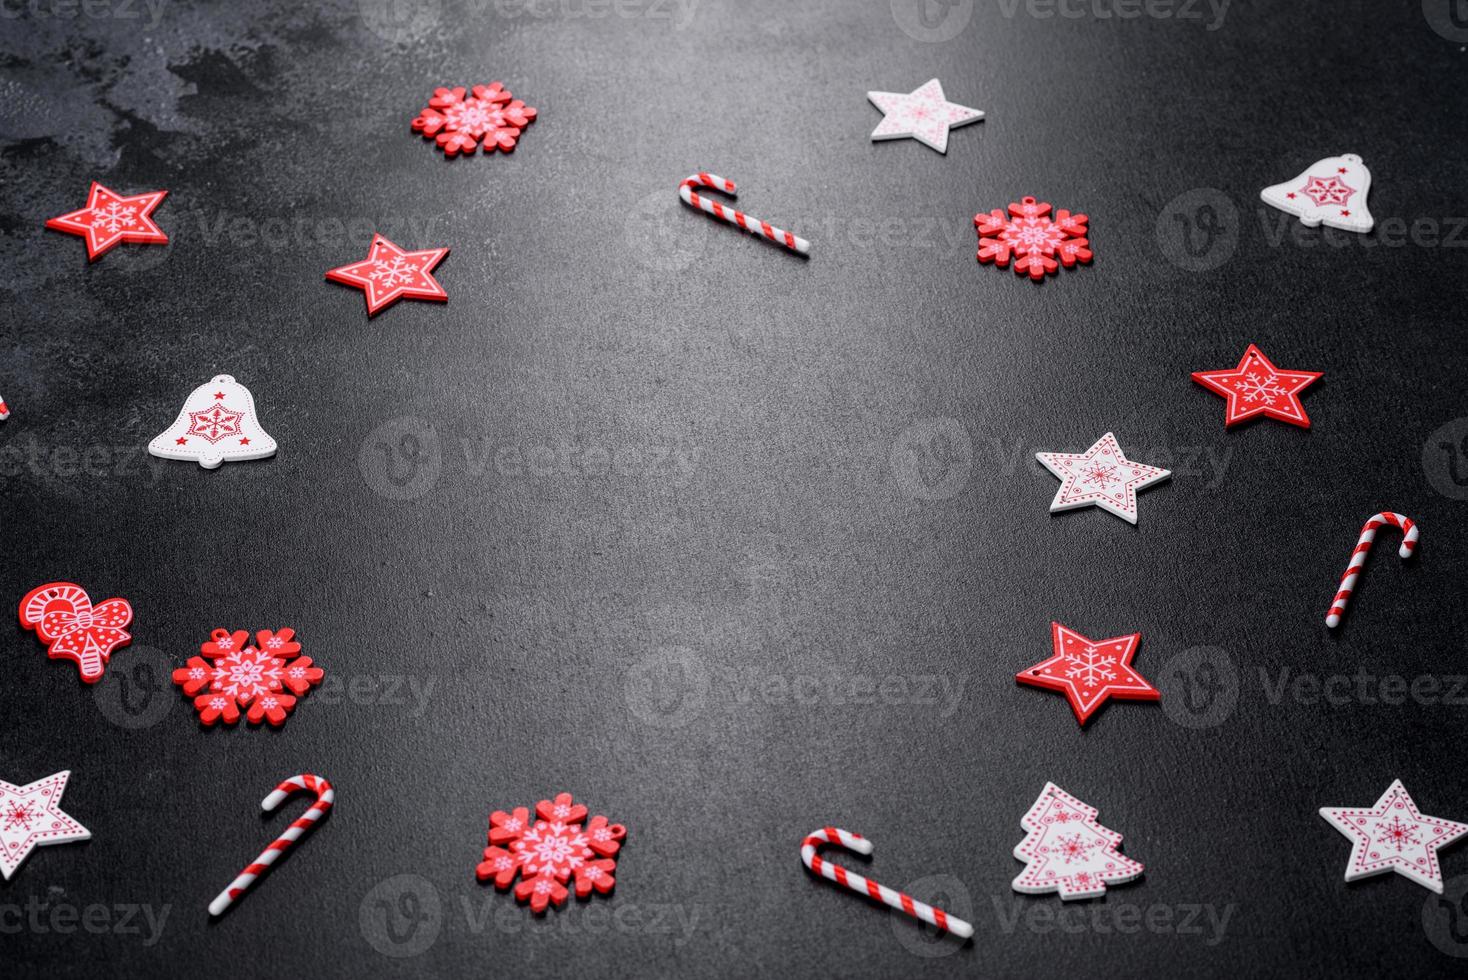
<box><xmin>0</xmin><ymin>395</ymin><xmax>9</xmax><ymax>420</ymax></box>
<box><xmin>801</xmin><ymin>827</ymin><xmax>973</xmax><ymax>938</ymax></box>
<box><xmin>209</xmin><ymin>773</ymin><xmax>334</xmax><ymax>916</ymax></box>
<box><xmin>1325</xmin><ymin>512</ymin><xmax>1419</xmax><ymax>628</ymax></box>
<box><xmin>678</xmin><ymin>173</ymin><xmax>810</xmax><ymax>256</ymax></box>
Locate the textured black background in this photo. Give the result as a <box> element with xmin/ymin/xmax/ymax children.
<box><xmin>4</xmin><ymin>0</ymin><xmax>1468</xmax><ymax>976</ymax></box>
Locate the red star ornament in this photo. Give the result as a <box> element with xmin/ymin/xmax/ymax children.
<box><xmin>1320</xmin><ymin>779</ymin><xmax>1468</xmax><ymax>894</ymax></box>
<box><xmin>45</xmin><ymin>182</ymin><xmax>169</xmax><ymax>261</ymax></box>
<box><xmin>325</xmin><ymin>235</ymin><xmax>449</xmax><ymax>316</ymax></box>
<box><xmin>1191</xmin><ymin>345</ymin><xmax>1322</xmax><ymax>429</ymax></box>
<box><xmin>1016</xmin><ymin>623</ymin><xmax>1160</xmax><ymax>726</ymax></box>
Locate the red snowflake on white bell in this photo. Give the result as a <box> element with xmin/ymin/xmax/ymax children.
<box><xmin>412</xmin><ymin>83</ymin><xmax>538</xmax><ymax>157</ymax></box>
<box><xmin>975</xmin><ymin>196</ymin><xmax>1092</xmax><ymax>280</ymax></box>
<box><xmin>172</xmin><ymin>628</ymin><xmax>324</xmax><ymax>727</ymax></box>
<box><xmin>475</xmin><ymin>792</ymin><xmax>626</xmax><ymax>913</ymax></box>
<box><xmin>1299</xmin><ymin>174</ymin><xmax>1355</xmax><ymax>207</ymax></box>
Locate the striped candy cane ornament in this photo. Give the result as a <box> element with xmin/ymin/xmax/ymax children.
<box><xmin>678</xmin><ymin>173</ymin><xmax>811</xmax><ymax>256</ymax></box>
<box><xmin>209</xmin><ymin>774</ymin><xmax>334</xmax><ymax>916</ymax></box>
<box><xmin>0</xmin><ymin>395</ymin><xmax>9</xmax><ymax>420</ymax></box>
<box><xmin>800</xmin><ymin>827</ymin><xmax>973</xmax><ymax>938</ymax></box>
<box><xmin>1326</xmin><ymin>512</ymin><xmax>1419</xmax><ymax>628</ymax></box>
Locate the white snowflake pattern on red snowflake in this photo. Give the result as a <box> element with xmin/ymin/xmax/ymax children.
<box><xmin>975</xmin><ymin>196</ymin><xmax>1093</xmax><ymax>280</ymax></box>
<box><xmin>412</xmin><ymin>83</ymin><xmax>538</xmax><ymax>157</ymax></box>
<box><xmin>1063</xmin><ymin>646</ymin><xmax>1118</xmax><ymax>688</ymax></box>
<box><xmin>476</xmin><ymin>793</ymin><xmax>626</xmax><ymax>914</ymax></box>
<box><xmin>173</xmin><ymin>629</ymin><xmax>324</xmax><ymax>727</ymax></box>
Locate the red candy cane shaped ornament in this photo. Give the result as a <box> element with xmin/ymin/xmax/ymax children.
<box><xmin>801</xmin><ymin>827</ymin><xmax>973</xmax><ymax>938</ymax></box>
<box><xmin>678</xmin><ymin>173</ymin><xmax>811</xmax><ymax>256</ymax></box>
<box><xmin>209</xmin><ymin>774</ymin><xmax>334</xmax><ymax>916</ymax></box>
<box><xmin>1326</xmin><ymin>512</ymin><xmax>1419</xmax><ymax>628</ymax></box>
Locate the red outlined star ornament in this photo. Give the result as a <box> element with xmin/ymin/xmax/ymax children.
<box><xmin>45</xmin><ymin>182</ymin><xmax>168</xmax><ymax>261</ymax></box>
<box><xmin>325</xmin><ymin>235</ymin><xmax>449</xmax><ymax>316</ymax></box>
<box><xmin>1192</xmin><ymin>344</ymin><xmax>1322</xmax><ymax>429</ymax></box>
<box><xmin>1320</xmin><ymin>779</ymin><xmax>1468</xmax><ymax>894</ymax></box>
<box><xmin>0</xmin><ymin>771</ymin><xmax>91</xmax><ymax>880</ymax></box>
<box><xmin>1036</xmin><ymin>432</ymin><xmax>1170</xmax><ymax>524</ymax></box>
<box><xmin>1017</xmin><ymin>623</ymin><xmax>1160</xmax><ymax>726</ymax></box>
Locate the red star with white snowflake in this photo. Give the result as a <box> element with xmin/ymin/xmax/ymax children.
<box><xmin>1320</xmin><ymin>780</ymin><xmax>1468</xmax><ymax>894</ymax></box>
<box><xmin>325</xmin><ymin>235</ymin><xmax>449</xmax><ymax>316</ymax></box>
<box><xmin>45</xmin><ymin>182</ymin><xmax>169</xmax><ymax>261</ymax></box>
<box><xmin>1191</xmin><ymin>345</ymin><xmax>1322</xmax><ymax>429</ymax></box>
<box><xmin>1016</xmin><ymin>623</ymin><xmax>1160</xmax><ymax>726</ymax></box>
<box><xmin>1300</xmin><ymin>174</ymin><xmax>1356</xmax><ymax>207</ymax></box>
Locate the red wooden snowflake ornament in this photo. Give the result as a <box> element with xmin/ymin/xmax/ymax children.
<box><xmin>412</xmin><ymin>83</ymin><xmax>537</xmax><ymax>157</ymax></box>
<box><xmin>1191</xmin><ymin>344</ymin><xmax>1323</xmax><ymax>429</ymax></box>
<box><xmin>19</xmin><ymin>582</ymin><xmax>133</xmax><ymax>684</ymax></box>
<box><xmin>173</xmin><ymin>628</ymin><xmax>324</xmax><ymax>727</ymax></box>
<box><xmin>1016</xmin><ymin>622</ymin><xmax>1160</xmax><ymax>726</ymax></box>
<box><xmin>475</xmin><ymin>792</ymin><xmax>626</xmax><ymax>913</ymax></box>
<box><xmin>975</xmin><ymin>196</ymin><xmax>1092</xmax><ymax>280</ymax></box>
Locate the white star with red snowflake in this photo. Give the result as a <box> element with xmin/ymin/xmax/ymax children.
<box><xmin>1320</xmin><ymin>780</ymin><xmax>1468</xmax><ymax>894</ymax></box>
<box><xmin>325</xmin><ymin>234</ymin><xmax>450</xmax><ymax>316</ymax></box>
<box><xmin>1036</xmin><ymin>432</ymin><xmax>1170</xmax><ymax>524</ymax></box>
<box><xmin>0</xmin><ymin>771</ymin><xmax>91</xmax><ymax>879</ymax></box>
<box><xmin>46</xmin><ymin>182</ymin><xmax>169</xmax><ymax>261</ymax></box>
<box><xmin>867</xmin><ymin>79</ymin><xmax>983</xmax><ymax>154</ymax></box>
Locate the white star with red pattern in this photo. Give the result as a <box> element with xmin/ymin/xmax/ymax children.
<box><xmin>1320</xmin><ymin>780</ymin><xmax>1468</xmax><ymax>894</ymax></box>
<box><xmin>0</xmin><ymin>771</ymin><xmax>91</xmax><ymax>879</ymax></box>
<box><xmin>1036</xmin><ymin>432</ymin><xmax>1171</xmax><ymax>524</ymax></box>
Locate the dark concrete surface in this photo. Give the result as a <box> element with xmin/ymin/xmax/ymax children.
<box><xmin>3</xmin><ymin>0</ymin><xmax>1468</xmax><ymax>975</ymax></box>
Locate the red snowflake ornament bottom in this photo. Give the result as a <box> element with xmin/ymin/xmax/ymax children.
<box><xmin>475</xmin><ymin>793</ymin><xmax>626</xmax><ymax>913</ymax></box>
<box><xmin>173</xmin><ymin>628</ymin><xmax>324</xmax><ymax>727</ymax></box>
<box><xmin>975</xmin><ymin>196</ymin><xmax>1092</xmax><ymax>280</ymax></box>
<box><xmin>412</xmin><ymin>83</ymin><xmax>537</xmax><ymax>157</ymax></box>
